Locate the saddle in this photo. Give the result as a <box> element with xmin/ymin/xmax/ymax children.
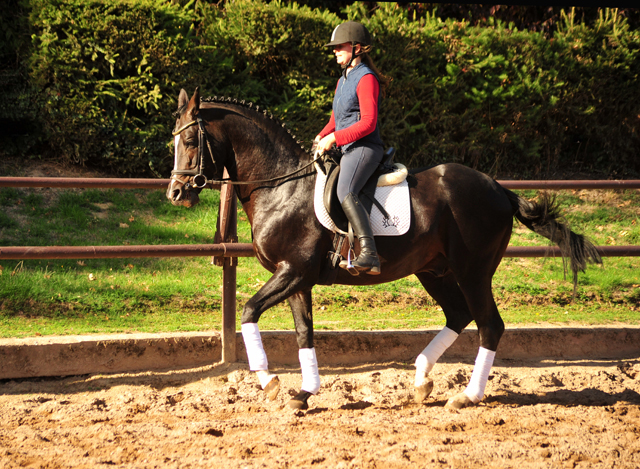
<box><xmin>320</xmin><ymin>147</ymin><xmax>399</xmax><ymax>234</ymax></box>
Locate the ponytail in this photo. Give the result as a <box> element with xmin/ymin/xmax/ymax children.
<box><xmin>358</xmin><ymin>46</ymin><xmax>391</xmax><ymax>97</ymax></box>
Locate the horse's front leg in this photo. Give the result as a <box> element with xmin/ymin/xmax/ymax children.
<box><xmin>241</xmin><ymin>263</ymin><xmax>307</xmax><ymax>402</ymax></box>
<box><xmin>287</xmin><ymin>290</ymin><xmax>320</xmax><ymax>410</ymax></box>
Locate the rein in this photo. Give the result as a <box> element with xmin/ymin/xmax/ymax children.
<box><xmin>171</xmin><ymin>115</ymin><xmax>321</xmax><ymax>187</ymax></box>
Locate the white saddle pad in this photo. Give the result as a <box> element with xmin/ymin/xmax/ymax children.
<box><xmin>313</xmin><ymin>169</ymin><xmax>411</xmax><ymax>236</ymax></box>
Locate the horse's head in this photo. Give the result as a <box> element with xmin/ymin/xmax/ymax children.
<box><xmin>168</xmin><ymin>88</ymin><xmax>316</xmax><ymax>210</ymax></box>
<box><xmin>166</xmin><ymin>87</ymin><xmax>223</xmax><ymax>207</ymax></box>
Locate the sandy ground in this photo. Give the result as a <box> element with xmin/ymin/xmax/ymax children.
<box><xmin>1</xmin><ymin>357</ymin><xmax>639</xmax><ymax>469</ymax></box>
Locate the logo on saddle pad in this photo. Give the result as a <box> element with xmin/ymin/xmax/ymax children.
<box><xmin>314</xmin><ymin>165</ymin><xmax>411</xmax><ymax>236</ymax></box>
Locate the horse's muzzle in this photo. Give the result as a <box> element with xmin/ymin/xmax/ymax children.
<box><xmin>166</xmin><ymin>179</ymin><xmax>200</xmax><ymax>208</ymax></box>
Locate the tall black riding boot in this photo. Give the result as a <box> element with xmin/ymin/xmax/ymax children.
<box><xmin>341</xmin><ymin>192</ymin><xmax>381</xmax><ymax>275</ymax></box>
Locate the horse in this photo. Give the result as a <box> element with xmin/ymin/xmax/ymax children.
<box><xmin>166</xmin><ymin>88</ymin><xmax>601</xmax><ymax>411</ymax></box>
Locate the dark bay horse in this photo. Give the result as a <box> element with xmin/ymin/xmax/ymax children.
<box><xmin>167</xmin><ymin>88</ymin><xmax>601</xmax><ymax>410</ymax></box>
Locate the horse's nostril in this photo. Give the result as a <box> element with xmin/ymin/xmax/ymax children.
<box><xmin>172</xmin><ymin>189</ymin><xmax>181</xmax><ymax>201</ymax></box>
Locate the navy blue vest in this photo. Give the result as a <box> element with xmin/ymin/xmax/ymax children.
<box><xmin>333</xmin><ymin>63</ymin><xmax>384</xmax><ymax>152</ymax></box>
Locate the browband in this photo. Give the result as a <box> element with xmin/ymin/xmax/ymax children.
<box><xmin>172</xmin><ymin>120</ymin><xmax>197</xmax><ymax>136</ymax></box>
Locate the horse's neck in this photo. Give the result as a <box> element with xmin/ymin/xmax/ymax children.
<box><xmin>220</xmin><ymin>113</ymin><xmax>314</xmax><ymax>222</ymax></box>
<box><xmin>222</xmin><ymin>112</ymin><xmax>302</xmax><ymax>181</ymax></box>
<box><xmin>235</xmin><ymin>166</ymin><xmax>316</xmax><ymax>227</ymax></box>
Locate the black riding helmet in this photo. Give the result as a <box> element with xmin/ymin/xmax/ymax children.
<box><xmin>325</xmin><ymin>21</ymin><xmax>372</xmax><ymax>75</ymax></box>
<box><xmin>324</xmin><ymin>21</ymin><xmax>372</xmax><ymax>48</ymax></box>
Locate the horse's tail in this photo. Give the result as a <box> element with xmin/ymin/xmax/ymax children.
<box><xmin>504</xmin><ymin>188</ymin><xmax>602</xmax><ymax>295</ymax></box>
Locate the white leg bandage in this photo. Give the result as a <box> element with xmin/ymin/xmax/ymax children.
<box><xmin>241</xmin><ymin>323</ymin><xmax>269</xmax><ymax>371</ymax></box>
<box><xmin>463</xmin><ymin>347</ymin><xmax>496</xmax><ymax>404</ymax></box>
<box><xmin>415</xmin><ymin>327</ymin><xmax>459</xmax><ymax>386</ymax></box>
<box><xmin>299</xmin><ymin>348</ymin><xmax>321</xmax><ymax>395</ymax></box>
<box><xmin>242</xmin><ymin>323</ymin><xmax>278</xmax><ymax>389</ymax></box>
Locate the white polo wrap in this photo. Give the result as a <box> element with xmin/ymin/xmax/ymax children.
<box><xmin>464</xmin><ymin>347</ymin><xmax>496</xmax><ymax>403</ymax></box>
<box><xmin>241</xmin><ymin>323</ymin><xmax>269</xmax><ymax>371</ymax></box>
<box><xmin>255</xmin><ymin>370</ymin><xmax>277</xmax><ymax>389</ymax></box>
<box><xmin>415</xmin><ymin>327</ymin><xmax>459</xmax><ymax>386</ymax></box>
<box><xmin>299</xmin><ymin>348</ymin><xmax>321</xmax><ymax>395</ymax></box>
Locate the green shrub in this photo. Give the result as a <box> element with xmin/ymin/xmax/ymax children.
<box><xmin>362</xmin><ymin>4</ymin><xmax>640</xmax><ymax>176</ymax></box>
<box><xmin>196</xmin><ymin>0</ymin><xmax>339</xmax><ymax>146</ymax></box>
<box><xmin>0</xmin><ymin>0</ymin><xmax>41</xmax><ymax>157</ymax></box>
<box><xmin>4</xmin><ymin>1</ymin><xmax>639</xmax><ymax>177</ymax></box>
<box><xmin>196</xmin><ymin>2</ymin><xmax>640</xmax><ymax>177</ymax></box>
<box><xmin>27</xmin><ymin>0</ymin><xmax>198</xmax><ymax>175</ymax></box>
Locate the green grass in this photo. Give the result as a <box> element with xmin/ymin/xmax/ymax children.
<box><xmin>0</xmin><ymin>185</ymin><xmax>638</xmax><ymax>338</ymax></box>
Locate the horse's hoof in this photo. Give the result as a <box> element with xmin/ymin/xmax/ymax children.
<box><xmin>414</xmin><ymin>379</ymin><xmax>434</xmax><ymax>403</ymax></box>
<box><xmin>264</xmin><ymin>376</ymin><xmax>280</xmax><ymax>401</ymax></box>
<box><xmin>286</xmin><ymin>391</ymin><xmax>312</xmax><ymax>410</ymax></box>
<box><xmin>445</xmin><ymin>392</ymin><xmax>475</xmax><ymax>411</ymax></box>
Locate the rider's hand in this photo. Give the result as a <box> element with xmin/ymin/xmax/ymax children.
<box><xmin>316</xmin><ymin>133</ymin><xmax>336</xmax><ymax>155</ymax></box>
<box><xmin>312</xmin><ymin>135</ymin><xmax>321</xmax><ymax>153</ymax></box>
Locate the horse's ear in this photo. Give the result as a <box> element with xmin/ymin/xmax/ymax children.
<box><xmin>189</xmin><ymin>87</ymin><xmax>200</xmax><ymax>117</ymax></box>
<box><xmin>178</xmin><ymin>89</ymin><xmax>189</xmax><ymax>111</ymax></box>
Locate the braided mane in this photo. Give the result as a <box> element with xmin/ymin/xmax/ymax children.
<box><xmin>200</xmin><ymin>95</ymin><xmax>309</xmax><ymax>154</ymax></box>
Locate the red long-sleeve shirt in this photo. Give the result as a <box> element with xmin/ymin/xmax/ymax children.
<box><xmin>318</xmin><ymin>73</ymin><xmax>380</xmax><ymax>148</ymax></box>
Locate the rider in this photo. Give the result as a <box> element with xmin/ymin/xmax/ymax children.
<box><xmin>314</xmin><ymin>21</ymin><xmax>390</xmax><ymax>275</ymax></box>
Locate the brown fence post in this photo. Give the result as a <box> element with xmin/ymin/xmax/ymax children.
<box><xmin>213</xmin><ymin>169</ymin><xmax>238</xmax><ymax>364</ymax></box>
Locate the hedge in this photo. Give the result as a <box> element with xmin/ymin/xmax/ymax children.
<box><xmin>0</xmin><ymin>0</ymin><xmax>38</xmax><ymax>150</ymax></box>
<box><xmin>2</xmin><ymin>1</ymin><xmax>639</xmax><ymax>177</ymax></box>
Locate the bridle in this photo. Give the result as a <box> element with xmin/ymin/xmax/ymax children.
<box><xmin>171</xmin><ymin>113</ymin><xmax>323</xmax><ymax>187</ymax></box>
<box><xmin>171</xmin><ymin>116</ymin><xmax>219</xmax><ymax>189</ymax></box>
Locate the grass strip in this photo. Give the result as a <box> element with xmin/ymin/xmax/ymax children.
<box><xmin>0</xmin><ymin>186</ymin><xmax>638</xmax><ymax>338</ymax></box>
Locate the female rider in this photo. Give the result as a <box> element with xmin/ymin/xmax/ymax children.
<box><xmin>315</xmin><ymin>21</ymin><xmax>389</xmax><ymax>275</ymax></box>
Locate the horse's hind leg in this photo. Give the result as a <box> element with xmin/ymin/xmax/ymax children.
<box><xmin>445</xmin><ymin>275</ymin><xmax>505</xmax><ymax>410</ymax></box>
<box><xmin>413</xmin><ymin>272</ymin><xmax>473</xmax><ymax>403</ymax></box>
<box><xmin>287</xmin><ymin>290</ymin><xmax>320</xmax><ymax>410</ymax></box>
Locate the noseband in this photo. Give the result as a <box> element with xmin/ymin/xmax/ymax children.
<box><xmin>171</xmin><ymin>116</ymin><xmax>220</xmax><ymax>189</ymax></box>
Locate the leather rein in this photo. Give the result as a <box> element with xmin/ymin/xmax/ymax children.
<box><xmin>171</xmin><ymin>115</ymin><xmax>321</xmax><ymax>187</ymax></box>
